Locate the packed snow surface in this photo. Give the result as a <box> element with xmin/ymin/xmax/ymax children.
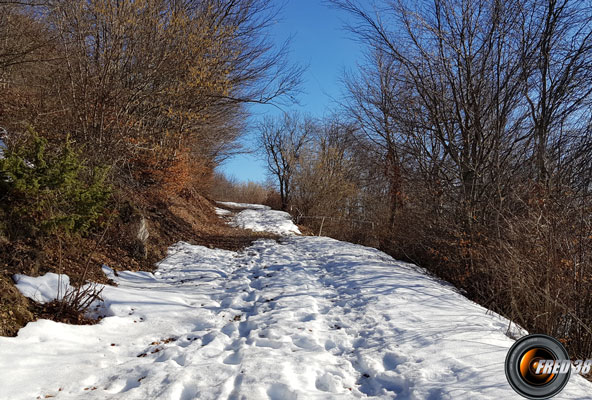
<box><xmin>231</xmin><ymin>208</ymin><xmax>301</xmax><ymax>235</ymax></box>
<box><xmin>217</xmin><ymin>201</ymin><xmax>301</xmax><ymax>236</ymax></box>
<box><xmin>3</xmin><ymin>206</ymin><xmax>592</xmax><ymax>399</ymax></box>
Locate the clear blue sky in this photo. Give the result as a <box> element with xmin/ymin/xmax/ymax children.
<box><xmin>217</xmin><ymin>0</ymin><xmax>363</xmax><ymax>183</ymax></box>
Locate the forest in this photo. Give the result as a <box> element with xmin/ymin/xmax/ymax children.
<box><xmin>2</xmin><ymin>0</ymin><xmax>592</xmax><ymax>367</ymax></box>
<box><xmin>0</xmin><ymin>0</ymin><xmax>301</xmax><ymax>335</ymax></box>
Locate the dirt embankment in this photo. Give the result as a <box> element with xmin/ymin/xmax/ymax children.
<box><xmin>0</xmin><ymin>192</ymin><xmax>276</xmax><ymax>336</ymax></box>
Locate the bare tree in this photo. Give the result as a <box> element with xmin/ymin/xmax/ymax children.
<box><xmin>291</xmin><ymin>116</ymin><xmax>358</xmax><ymax>216</ymax></box>
<box><xmin>258</xmin><ymin>112</ymin><xmax>313</xmax><ymax>210</ymax></box>
<box><xmin>330</xmin><ymin>0</ymin><xmax>592</xmax><ymax>358</ymax></box>
<box><xmin>342</xmin><ymin>49</ymin><xmax>412</xmax><ymax>227</ymax></box>
<box><xmin>335</xmin><ymin>0</ymin><xmax>532</xmax><ymax>222</ymax></box>
<box><xmin>517</xmin><ymin>0</ymin><xmax>592</xmax><ymax>184</ymax></box>
<box><xmin>0</xmin><ymin>4</ymin><xmax>52</xmax><ymax>71</ymax></box>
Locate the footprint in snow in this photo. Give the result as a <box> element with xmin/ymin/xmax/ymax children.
<box><xmin>383</xmin><ymin>352</ymin><xmax>409</xmax><ymax>371</ymax></box>
<box><xmin>267</xmin><ymin>383</ymin><xmax>297</xmax><ymax>400</ymax></box>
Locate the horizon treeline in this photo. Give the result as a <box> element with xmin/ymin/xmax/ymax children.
<box><xmin>258</xmin><ymin>0</ymin><xmax>592</xmax><ymax>360</ymax></box>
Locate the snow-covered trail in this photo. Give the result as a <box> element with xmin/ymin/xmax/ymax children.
<box><xmin>2</xmin><ymin>205</ymin><xmax>592</xmax><ymax>399</ymax></box>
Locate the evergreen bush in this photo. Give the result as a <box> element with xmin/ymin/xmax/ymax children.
<box><xmin>0</xmin><ymin>128</ymin><xmax>111</xmax><ymax>238</ymax></box>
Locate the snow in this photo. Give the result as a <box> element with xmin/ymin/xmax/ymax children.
<box><xmin>230</xmin><ymin>208</ymin><xmax>301</xmax><ymax>235</ymax></box>
<box><xmin>215</xmin><ymin>207</ymin><xmax>233</xmax><ymax>216</ymax></box>
<box><xmin>14</xmin><ymin>273</ymin><xmax>72</xmax><ymax>303</ymax></box>
<box><xmin>217</xmin><ymin>201</ymin><xmax>301</xmax><ymax>235</ymax></box>
<box><xmin>217</xmin><ymin>201</ymin><xmax>271</xmax><ymax>210</ymax></box>
<box><xmin>2</xmin><ymin>207</ymin><xmax>592</xmax><ymax>399</ymax></box>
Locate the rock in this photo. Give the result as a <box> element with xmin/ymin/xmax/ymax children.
<box><xmin>131</xmin><ymin>215</ymin><xmax>149</xmax><ymax>259</ymax></box>
<box><xmin>120</xmin><ymin>202</ymin><xmax>150</xmax><ymax>260</ymax></box>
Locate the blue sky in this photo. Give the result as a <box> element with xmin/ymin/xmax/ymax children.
<box><xmin>217</xmin><ymin>0</ymin><xmax>364</xmax><ymax>183</ymax></box>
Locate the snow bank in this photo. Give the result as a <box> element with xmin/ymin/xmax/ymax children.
<box><xmin>230</xmin><ymin>208</ymin><xmax>301</xmax><ymax>235</ymax></box>
<box><xmin>13</xmin><ymin>273</ymin><xmax>72</xmax><ymax>303</ymax></box>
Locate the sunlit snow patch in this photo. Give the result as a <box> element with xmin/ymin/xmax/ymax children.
<box><xmin>14</xmin><ymin>273</ymin><xmax>73</xmax><ymax>303</ymax></box>
<box><xmin>5</xmin><ymin>201</ymin><xmax>592</xmax><ymax>399</ymax></box>
<box><xmin>216</xmin><ymin>201</ymin><xmax>270</xmax><ymax>210</ymax></box>
<box><xmin>230</xmin><ymin>208</ymin><xmax>300</xmax><ymax>235</ymax></box>
<box><xmin>214</xmin><ymin>207</ymin><xmax>232</xmax><ymax>216</ymax></box>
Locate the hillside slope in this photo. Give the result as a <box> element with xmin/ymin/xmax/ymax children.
<box><xmin>1</xmin><ymin>204</ymin><xmax>591</xmax><ymax>399</ymax></box>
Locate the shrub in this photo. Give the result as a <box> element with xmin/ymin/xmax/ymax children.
<box><xmin>36</xmin><ymin>282</ymin><xmax>104</xmax><ymax>325</ymax></box>
<box><xmin>0</xmin><ymin>128</ymin><xmax>111</xmax><ymax>239</ymax></box>
<box><xmin>209</xmin><ymin>172</ymin><xmax>271</xmax><ymax>205</ymax></box>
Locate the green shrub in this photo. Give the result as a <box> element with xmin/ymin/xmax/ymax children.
<box><xmin>0</xmin><ymin>128</ymin><xmax>111</xmax><ymax>238</ymax></box>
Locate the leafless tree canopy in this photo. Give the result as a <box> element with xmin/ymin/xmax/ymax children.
<box><xmin>277</xmin><ymin>0</ymin><xmax>592</xmax><ymax>358</ymax></box>
<box><xmin>258</xmin><ymin>112</ymin><xmax>314</xmax><ymax>211</ymax></box>
<box><xmin>0</xmin><ymin>0</ymin><xmax>303</xmax><ymax>190</ymax></box>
